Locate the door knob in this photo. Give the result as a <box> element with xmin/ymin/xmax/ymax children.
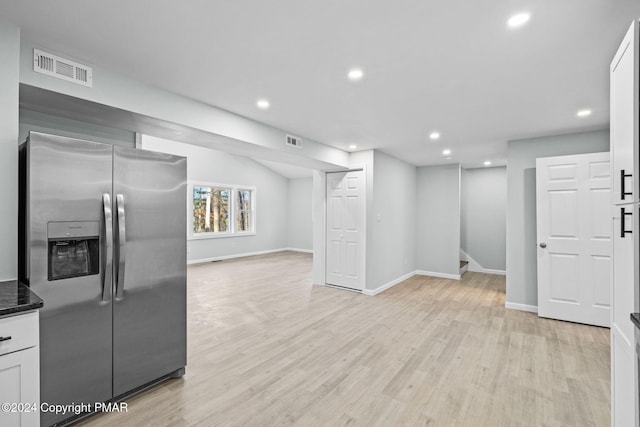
<box><xmin>539</xmin><ymin>243</ymin><xmax>547</xmax><ymax>248</ymax></box>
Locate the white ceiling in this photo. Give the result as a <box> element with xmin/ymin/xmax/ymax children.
<box><xmin>2</xmin><ymin>1</ymin><xmax>640</xmax><ymax>168</ymax></box>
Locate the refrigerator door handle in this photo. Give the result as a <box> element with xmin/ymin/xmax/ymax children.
<box><xmin>621</xmin><ymin>206</ymin><xmax>633</xmax><ymax>238</ymax></box>
<box><xmin>115</xmin><ymin>194</ymin><xmax>126</xmax><ymax>299</ymax></box>
<box><xmin>621</xmin><ymin>169</ymin><xmax>633</xmax><ymax>201</ymax></box>
<box><xmin>102</xmin><ymin>193</ymin><xmax>113</xmax><ymax>302</ymax></box>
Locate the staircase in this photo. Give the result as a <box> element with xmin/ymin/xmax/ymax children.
<box><xmin>460</xmin><ymin>260</ymin><xmax>468</xmax><ymax>276</ymax></box>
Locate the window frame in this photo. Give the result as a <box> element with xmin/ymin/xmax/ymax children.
<box><xmin>188</xmin><ymin>181</ymin><xmax>256</xmax><ymax>240</ymax></box>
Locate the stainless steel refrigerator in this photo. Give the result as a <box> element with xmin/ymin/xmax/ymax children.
<box><xmin>18</xmin><ymin>132</ymin><xmax>187</xmax><ymax>426</ymax></box>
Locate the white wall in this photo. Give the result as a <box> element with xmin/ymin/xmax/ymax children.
<box><xmin>461</xmin><ymin>167</ymin><xmax>506</xmax><ymax>272</ymax></box>
<box><xmin>506</xmin><ymin>129</ymin><xmax>609</xmax><ymax>309</ymax></box>
<box><xmin>0</xmin><ymin>20</ymin><xmax>20</xmax><ymax>280</ymax></box>
<box><xmin>416</xmin><ymin>164</ymin><xmax>461</xmax><ymax>277</ymax></box>
<box><xmin>142</xmin><ymin>135</ymin><xmax>289</xmax><ymax>262</ymax></box>
<box><xmin>287</xmin><ymin>178</ymin><xmax>313</xmax><ymax>251</ymax></box>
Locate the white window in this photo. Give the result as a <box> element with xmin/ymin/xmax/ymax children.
<box><xmin>188</xmin><ymin>183</ymin><xmax>255</xmax><ymax>239</ymax></box>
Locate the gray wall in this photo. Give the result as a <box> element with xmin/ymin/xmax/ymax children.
<box><xmin>416</xmin><ymin>164</ymin><xmax>461</xmax><ymax>276</ymax></box>
<box><xmin>18</xmin><ymin>113</ymin><xmax>311</xmax><ymax>262</ymax></box>
<box><xmin>312</xmin><ymin>149</ymin><xmax>417</xmax><ymax>291</ymax></box>
<box><xmin>0</xmin><ymin>32</ymin><xmax>349</xmax><ymax>281</ymax></box>
<box><xmin>0</xmin><ymin>21</ymin><xmax>20</xmax><ymax>281</ymax></box>
<box><xmin>367</xmin><ymin>151</ymin><xmax>416</xmax><ymax>290</ymax></box>
<box><xmin>287</xmin><ymin>178</ymin><xmax>313</xmax><ymax>251</ymax></box>
<box><xmin>142</xmin><ymin>135</ymin><xmax>289</xmax><ymax>262</ymax></box>
<box><xmin>461</xmin><ymin>167</ymin><xmax>506</xmax><ymax>271</ymax></box>
<box><xmin>506</xmin><ymin>129</ymin><xmax>609</xmax><ymax>308</ymax></box>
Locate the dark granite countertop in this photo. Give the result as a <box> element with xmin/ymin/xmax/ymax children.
<box><xmin>0</xmin><ymin>280</ymin><xmax>43</xmax><ymax>317</ymax></box>
<box><xmin>631</xmin><ymin>313</ymin><xmax>640</xmax><ymax>330</ymax></box>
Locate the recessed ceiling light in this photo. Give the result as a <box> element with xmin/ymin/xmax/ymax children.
<box><xmin>442</xmin><ymin>149</ymin><xmax>451</xmax><ymax>156</ymax></box>
<box><xmin>347</xmin><ymin>69</ymin><xmax>364</xmax><ymax>81</ymax></box>
<box><xmin>507</xmin><ymin>12</ymin><xmax>531</xmax><ymax>28</ymax></box>
<box><xmin>349</xmin><ymin>144</ymin><xmax>357</xmax><ymax>150</ymax></box>
<box><xmin>577</xmin><ymin>109</ymin><xmax>592</xmax><ymax>117</ymax></box>
<box><xmin>429</xmin><ymin>132</ymin><xmax>440</xmax><ymax>140</ymax></box>
<box><xmin>484</xmin><ymin>161</ymin><xmax>492</xmax><ymax>166</ymax></box>
<box><xmin>256</xmin><ymin>99</ymin><xmax>270</xmax><ymax>109</ymax></box>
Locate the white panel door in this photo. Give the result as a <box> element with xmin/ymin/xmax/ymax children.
<box><xmin>326</xmin><ymin>170</ymin><xmax>364</xmax><ymax>291</ymax></box>
<box><xmin>536</xmin><ymin>152</ymin><xmax>611</xmax><ymax>327</ymax></box>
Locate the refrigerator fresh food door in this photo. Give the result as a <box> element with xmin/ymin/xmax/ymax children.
<box><xmin>112</xmin><ymin>146</ymin><xmax>187</xmax><ymax>396</ymax></box>
<box><xmin>24</xmin><ymin>132</ymin><xmax>114</xmax><ymax>427</ymax></box>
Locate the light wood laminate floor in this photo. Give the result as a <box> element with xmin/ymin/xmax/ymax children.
<box><xmin>78</xmin><ymin>251</ymin><xmax>610</xmax><ymax>426</ymax></box>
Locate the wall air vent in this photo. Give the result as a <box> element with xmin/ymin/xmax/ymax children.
<box><xmin>33</xmin><ymin>49</ymin><xmax>93</xmax><ymax>88</ymax></box>
<box><xmin>286</xmin><ymin>134</ymin><xmax>302</xmax><ymax>148</ymax></box>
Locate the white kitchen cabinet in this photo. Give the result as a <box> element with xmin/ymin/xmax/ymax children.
<box><xmin>613</xmin><ymin>328</ymin><xmax>636</xmax><ymax>427</ymax></box>
<box><xmin>611</xmin><ymin>20</ymin><xmax>639</xmax><ymax>206</ymax></box>
<box><xmin>613</xmin><ymin>208</ymin><xmax>637</xmax><ymax>340</ymax></box>
<box><xmin>0</xmin><ymin>311</ymin><xmax>39</xmax><ymax>427</ymax></box>
<box><xmin>611</xmin><ymin>198</ymin><xmax>637</xmax><ymax>427</ymax></box>
<box><xmin>611</xmin><ymin>19</ymin><xmax>640</xmax><ymax>427</ymax></box>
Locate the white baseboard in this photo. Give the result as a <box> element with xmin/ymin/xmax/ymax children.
<box><xmin>505</xmin><ymin>301</ymin><xmax>538</xmax><ymax>313</ymax></box>
<box><xmin>482</xmin><ymin>268</ymin><xmax>506</xmax><ymax>276</ymax></box>
<box><xmin>363</xmin><ymin>271</ymin><xmax>415</xmax><ymax>296</ymax></box>
<box><xmin>415</xmin><ymin>270</ymin><xmax>461</xmax><ymax>280</ymax></box>
<box><xmin>284</xmin><ymin>247</ymin><xmax>313</xmax><ymax>254</ymax></box>
<box><xmin>187</xmin><ymin>248</ymin><xmax>287</xmax><ymax>265</ymax></box>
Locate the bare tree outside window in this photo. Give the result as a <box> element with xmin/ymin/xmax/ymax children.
<box><xmin>193</xmin><ymin>186</ymin><xmax>229</xmax><ymax>233</ymax></box>
<box><xmin>237</xmin><ymin>189</ymin><xmax>251</xmax><ymax>232</ymax></box>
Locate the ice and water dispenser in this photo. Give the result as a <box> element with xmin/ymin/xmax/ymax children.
<box><xmin>47</xmin><ymin>221</ymin><xmax>100</xmax><ymax>281</ymax></box>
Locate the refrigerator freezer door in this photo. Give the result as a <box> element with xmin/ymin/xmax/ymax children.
<box><xmin>112</xmin><ymin>146</ymin><xmax>187</xmax><ymax>396</ymax></box>
<box><xmin>24</xmin><ymin>133</ymin><xmax>114</xmax><ymax>427</ymax></box>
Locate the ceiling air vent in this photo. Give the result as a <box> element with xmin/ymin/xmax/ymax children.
<box><xmin>286</xmin><ymin>134</ymin><xmax>302</xmax><ymax>148</ymax></box>
<box><xmin>33</xmin><ymin>49</ymin><xmax>93</xmax><ymax>88</ymax></box>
